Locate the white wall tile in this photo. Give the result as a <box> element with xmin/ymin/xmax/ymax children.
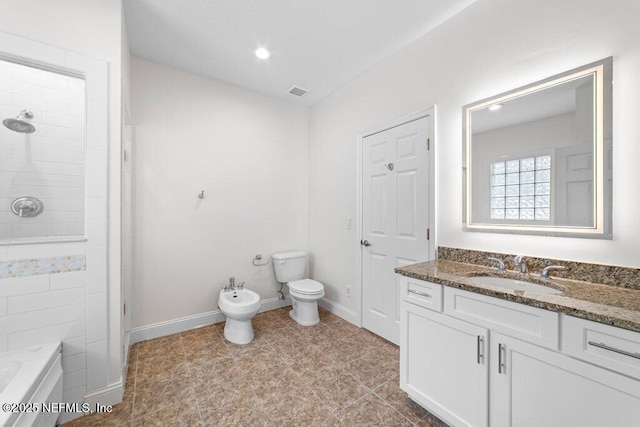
<box><xmin>0</xmin><ymin>246</ymin><xmax>8</xmax><ymax>261</ymax></box>
<box><xmin>45</xmin><ymin>288</ymin><xmax>85</xmax><ymax>309</ymax></box>
<box><xmin>7</xmin><ymin>241</ymin><xmax>85</xmax><ymax>258</ymax></box>
<box><xmin>50</xmin><ymin>271</ymin><xmax>86</xmax><ymax>290</ymax></box>
<box><xmin>62</xmin><ymin>352</ymin><xmax>86</xmax><ymax>373</ymax></box>
<box><xmin>50</xmin><ymin>301</ymin><xmax>85</xmax><ymax>324</ymax></box>
<box><xmin>86</xmin><ymin>197</ymin><xmax>107</xmax><ymax>221</ymax></box>
<box><xmin>85</xmin><ymin>149</ymin><xmax>107</xmax><ymax>197</ymax></box>
<box><xmin>85</xmin><ymin>220</ymin><xmax>107</xmax><ymax>245</ymax></box>
<box><xmin>8</xmin><ymin>288</ymin><xmax>82</xmax><ymax>314</ymax></box>
<box><xmin>42</xmin><ymin>112</ymin><xmax>84</xmax><ymax>128</ymax></box>
<box><xmin>86</xmin><ymin>293</ymin><xmax>107</xmax><ymax>343</ymax></box>
<box><xmin>63</xmin><ymin>369</ymin><xmax>86</xmax><ymax>391</ymax></box>
<box><xmin>7</xmin><ymin>320</ymin><xmax>84</xmax><ymax>350</ymax></box>
<box><xmin>61</xmin><ymin>336</ymin><xmax>85</xmax><ymax>357</ymax></box>
<box><xmin>0</xmin><ymin>33</ymin><xmax>66</xmax><ymax>69</ymax></box>
<box><xmin>86</xmin><ymin>339</ymin><xmax>108</xmax><ymax>392</ymax></box>
<box><xmin>59</xmin><ymin>385</ymin><xmax>86</xmax><ymax>424</ymax></box>
<box><xmin>0</xmin><ymin>275</ymin><xmax>49</xmax><ymax>298</ymax></box>
<box><xmin>86</xmin><ymin>101</ymin><xmax>108</xmax><ymax>152</ymax></box>
<box><xmin>85</xmin><ymin>67</ymin><xmax>108</xmax><ymax>103</ymax></box>
<box><xmin>86</xmin><ymin>245</ymin><xmax>107</xmax><ymax>295</ymax></box>
<box><xmin>0</xmin><ymin>309</ymin><xmax>50</xmax><ymax>334</ymax></box>
<box><xmin>0</xmin><ymin>297</ymin><xmax>6</xmax><ymax>316</ymax></box>
<box><xmin>40</xmin><ymin>162</ymin><xmax>85</xmax><ymax>176</ymax></box>
<box><xmin>0</xmin><ymin>334</ymin><xmax>6</xmax><ymax>352</ymax></box>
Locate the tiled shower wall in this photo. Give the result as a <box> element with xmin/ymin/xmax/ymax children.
<box><xmin>0</xmin><ymin>59</ymin><xmax>85</xmax><ymax>239</ymax></box>
<box><xmin>0</xmin><ymin>243</ymin><xmax>91</xmax><ymax>409</ymax></box>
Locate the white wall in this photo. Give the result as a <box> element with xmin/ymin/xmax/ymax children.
<box><xmin>308</xmin><ymin>0</ymin><xmax>640</xmax><ymax>312</ymax></box>
<box><xmin>131</xmin><ymin>57</ymin><xmax>308</xmax><ymax>328</ymax></box>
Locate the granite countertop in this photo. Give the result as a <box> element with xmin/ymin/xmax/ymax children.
<box><xmin>395</xmin><ymin>259</ymin><xmax>640</xmax><ymax>333</ymax></box>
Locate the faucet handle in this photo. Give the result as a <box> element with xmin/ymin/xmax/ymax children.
<box><xmin>237</xmin><ymin>282</ymin><xmax>245</xmax><ymax>290</ymax></box>
<box><xmin>540</xmin><ymin>265</ymin><xmax>567</xmax><ymax>278</ymax></box>
<box><xmin>487</xmin><ymin>257</ymin><xmax>506</xmax><ymax>272</ymax></box>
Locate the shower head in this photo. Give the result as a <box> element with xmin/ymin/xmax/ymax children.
<box><xmin>3</xmin><ymin>110</ymin><xmax>35</xmax><ymax>134</ymax></box>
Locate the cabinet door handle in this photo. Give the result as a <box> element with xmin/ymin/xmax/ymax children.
<box><xmin>407</xmin><ymin>289</ymin><xmax>432</xmax><ymax>298</ymax></box>
<box><xmin>498</xmin><ymin>343</ymin><xmax>506</xmax><ymax>374</ymax></box>
<box><xmin>588</xmin><ymin>341</ymin><xmax>640</xmax><ymax>360</ymax></box>
<box><xmin>477</xmin><ymin>335</ymin><xmax>484</xmax><ymax>364</ymax></box>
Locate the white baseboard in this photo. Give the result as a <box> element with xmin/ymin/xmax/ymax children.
<box><xmin>84</xmin><ymin>381</ymin><xmax>124</xmax><ymax>409</ymax></box>
<box><xmin>318</xmin><ymin>297</ymin><xmax>361</xmax><ymax>327</ymax></box>
<box><xmin>130</xmin><ymin>297</ymin><xmax>292</xmax><ymax>344</ymax></box>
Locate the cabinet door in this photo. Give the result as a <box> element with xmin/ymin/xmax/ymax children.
<box><xmin>400</xmin><ymin>301</ymin><xmax>488</xmax><ymax>427</ymax></box>
<box><xmin>490</xmin><ymin>332</ymin><xmax>640</xmax><ymax>427</ymax></box>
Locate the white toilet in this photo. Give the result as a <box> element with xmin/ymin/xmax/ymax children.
<box><xmin>272</xmin><ymin>251</ymin><xmax>324</xmax><ymax>326</ymax></box>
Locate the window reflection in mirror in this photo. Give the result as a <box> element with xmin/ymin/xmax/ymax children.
<box><xmin>463</xmin><ymin>58</ymin><xmax>612</xmax><ymax>238</ymax></box>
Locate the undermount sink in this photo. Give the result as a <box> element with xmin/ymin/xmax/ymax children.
<box><xmin>468</xmin><ymin>275</ymin><xmax>563</xmax><ymax>295</ymax></box>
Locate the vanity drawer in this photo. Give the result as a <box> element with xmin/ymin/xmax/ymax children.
<box><xmin>399</xmin><ymin>276</ymin><xmax>443</xmax><ymax>312</ymax></box>
<box><xmin>444</xmin><ymin>287</ymin><xmax>559</xmax><ymax>350</ymax></box>
<box><xmin>561</xmin><ymin>315</ymin><xmax>640</xmax><ymax>380</ymax></box>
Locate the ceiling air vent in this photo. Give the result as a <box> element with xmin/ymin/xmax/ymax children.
<box><xmin>288</xmin><ymin>85</ymin><xmax>309</xmax><ymax>97</ymax></box>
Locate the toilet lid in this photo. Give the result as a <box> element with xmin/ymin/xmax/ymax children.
<box><xmin>288</xmin><ymin>279</ymin><xmax>324</xmax><ymax>295</ymax></box>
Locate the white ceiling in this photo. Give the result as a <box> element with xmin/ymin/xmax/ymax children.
<box><xmin>124</xmin><ymin>0</ymin><xmax>477</xmax><ymax>106</ymax></box>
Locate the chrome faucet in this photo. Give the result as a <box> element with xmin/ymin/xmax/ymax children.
<box><xmin>513</xmin><ymin>255</ymin><xmax>529</xmax><ymax>275</ymax></box>
<box><xmin>487</xmin><ymin>257</ymin><xmax>506</xmax><ymax>272</ymax></box>
<box><xmin>223</xmin><ymin>276</ymin><xmax>236</xmax><ymax>292</ymax></box>
<box><xmin>540</xmin><ymin>265</ymin><xmax>567</xmax><ymax>278</ymax></box>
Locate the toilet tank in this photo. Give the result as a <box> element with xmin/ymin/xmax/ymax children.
<box><xmin>272</xmin><ymin>251</ymin><xmax>307</xmax><ymax>283</ymax></box>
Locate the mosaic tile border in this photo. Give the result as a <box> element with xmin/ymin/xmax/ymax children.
<box><xmin>438</xmin><ymin>247</ymin><xmax>640</xmax><ymax>290</ymax></box>
<box><xmin>0</xmin><ymin>254</ymin><xmax>86</xmax><ymax>279</ymax></box>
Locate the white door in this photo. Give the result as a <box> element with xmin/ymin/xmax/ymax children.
<box><xmin>554</xmin><ymin>145</ymin><xmax>594</xmax><ymax>227</ymax></box>
<box><xmin>362</xmin><ymin>116</ymin><xmax>431</xmax><ymax>344</ymax></box>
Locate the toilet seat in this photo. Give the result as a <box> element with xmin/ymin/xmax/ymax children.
<box><xmin>288</xmin><ymin>279</ymin><xmax>324</xmax><ymax>295</ymax></box>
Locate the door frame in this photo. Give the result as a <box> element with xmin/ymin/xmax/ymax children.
<box><xmin>355</xmin><ymin>106</ymin><xmax>437</xmax><ymax>328</ymax></box>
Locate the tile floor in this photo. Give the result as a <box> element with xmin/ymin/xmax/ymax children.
<box><xmin>64</xmin><ymin>307</ymin><xmax>448</xmax><ymax>426</ymax></box>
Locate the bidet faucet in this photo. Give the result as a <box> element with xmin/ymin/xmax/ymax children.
<box><xmin>224</xmin><ymin>276</ymin><xmax>236</xmax><ymax>292</ymax></box>
<box><xmin>513</xmin><ymin>255</ymin><xmax>529</xmax><ymax>275</ymax></box>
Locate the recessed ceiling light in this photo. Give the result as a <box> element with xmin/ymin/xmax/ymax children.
<box><xmin>254</xmin><ymin>47</ymin><xmax>271</xmax><ymax>60</ymax></box>
<box><xmin>488</xmin><ymin>104</ymin><xmax>503</xmax><ymax>112</ymax></box>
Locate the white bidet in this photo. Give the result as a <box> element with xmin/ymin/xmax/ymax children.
<box><xmin>218</xmin><ymin>288</ymin><xmax>261</xmax><ymax>345</ymax></box>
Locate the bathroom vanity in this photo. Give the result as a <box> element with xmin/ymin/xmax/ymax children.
<box><xmin>396</xmin><ymin>255</ymin><xmax>640</xmax><ymax>427</ymax></box>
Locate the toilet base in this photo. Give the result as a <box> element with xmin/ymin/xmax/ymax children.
<box><xmin>223</xmin><ymin>318</ymin><xmax>254</xmax><ymax>345</ymax></box>
<box><xmin>289</xmin><ymin>299</ymin><xmax>320</xmax><ymax>326</ymax></box>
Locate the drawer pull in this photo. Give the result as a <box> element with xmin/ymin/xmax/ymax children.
<box><xmin>498</xmin><ymin>343</ymin><xmax>506</xmax><ymax>374</ymax></box>
<box><xmin>588</xmin><ymin>341</ymin><xmax>640</xmax><ymax>360</ymax></box>
<box><xmin>477</xmin><ymin>335</ymin><xmax>484</xmax><ymax>364</ymax></box>
<box><xmin>407</xmin><ymin>289</ymin><xmax>432</xmax><ymax>298</ymax></box>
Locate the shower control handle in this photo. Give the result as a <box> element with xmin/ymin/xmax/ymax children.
<box><xmin>11</xmin><ymin>197</ymin><xmax>44</xmax><ymax>218</ymax></box>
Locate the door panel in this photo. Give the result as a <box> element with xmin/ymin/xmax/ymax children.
<box><xmin>362</xmin><ymin>116</ymin><xmax>431</xmax><ymax>344</ymax></box>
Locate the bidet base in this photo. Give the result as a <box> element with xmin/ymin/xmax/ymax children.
<box><xmin>223</xmin><ymin>318</ymin><xmax>254</xmax><ymax>345</ymax></box>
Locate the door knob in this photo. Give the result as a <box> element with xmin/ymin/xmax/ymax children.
<box><xmin>360</xmin><ymin>240</ymin><xmax>371</xmax><ymax>247</ymax></box>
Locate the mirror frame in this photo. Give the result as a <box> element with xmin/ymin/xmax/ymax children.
<box><xmin>463</xmin><ymin>57</ymin><xmax>612</xmax><ymax>238</ymax></box>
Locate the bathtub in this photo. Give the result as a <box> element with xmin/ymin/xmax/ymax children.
<box><xmin>0</xmin><ymin>343</ymin><xmax>63</xmax><ymax>427</ymax></box>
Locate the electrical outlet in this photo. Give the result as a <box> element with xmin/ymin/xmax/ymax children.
<box><xmin>346</xmin><ymin>286</ymin><xmax>351</xmax><ymax>297</ymax></box>
<box><xmin>346</xmin><ymin>217</ymin><xmax>352</xmax><ymax>230</ymax></box>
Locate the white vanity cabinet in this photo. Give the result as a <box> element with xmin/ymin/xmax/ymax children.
<box><xmin>400</xmin><ymin>301</ymin><xmax>489</xmax><ymax>427</ymax></box>
<box><xmin>399</xmin><ymin>275</ymin><xmax>640</xmax><ymax>427</ymax></box>
<box><xmin>490</xmin><ymin>331</ymin><xmax>640</xmax><ymax>427</ymax></box>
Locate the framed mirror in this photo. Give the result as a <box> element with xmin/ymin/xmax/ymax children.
<box><xmin>463</xmin><ymin>57</ymin><xmax>612</xmax><ymax>238</ymax></box>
